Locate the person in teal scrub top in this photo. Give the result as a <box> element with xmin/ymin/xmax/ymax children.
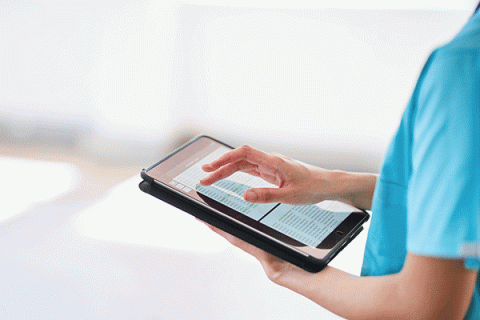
<box><xmin>200</xmin><ymin>2</ymin><xmax>480</xmax><ymax>319</ymax></box>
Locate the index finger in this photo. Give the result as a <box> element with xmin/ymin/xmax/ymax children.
<box><xmin>201</xmin><ymin>145</ymin><xmax>269</xmax><ymax>172</ymax></box>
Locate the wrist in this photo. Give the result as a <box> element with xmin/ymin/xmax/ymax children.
<box><xmin>318</xmin><ymin>169</ymin><xmax>377</xmax><ymax>210</ymax></box>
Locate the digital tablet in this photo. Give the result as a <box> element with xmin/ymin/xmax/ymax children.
<box><xmin>139</xmin><ymin>135</ymin><xmax>369</xmax><ymax>272</ymax></box>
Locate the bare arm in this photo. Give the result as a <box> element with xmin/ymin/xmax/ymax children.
<box><xmin>208</xmin><ymin>225</ymin><xmax>478</xmax><ymax>320</ymax></box>
<box><xmin>295</xmin><ymin>255</ymin><xmax>477</xmax><ymax>320</ymax></box>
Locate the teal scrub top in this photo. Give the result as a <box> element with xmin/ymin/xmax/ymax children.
<box><xmin>361</xmin><ymin>11</ymin><xmax>480</xmax><ymax>319</ymax></box>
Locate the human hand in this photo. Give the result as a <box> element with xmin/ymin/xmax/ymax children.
<box><xmin>200</xmin><ymin>145</ymin><xmax>337</xmax><ymax>205</ymax></box>
<box><xmin>202</xmin><ymin>221</ymin><xmax>312</xmax><ymax>287</ymax></box>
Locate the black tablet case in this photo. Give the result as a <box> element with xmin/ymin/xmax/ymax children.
<box><xmin>139</xmin><ymin>170</ymin><xmax>364</xmax><ymax>273</ymax></box>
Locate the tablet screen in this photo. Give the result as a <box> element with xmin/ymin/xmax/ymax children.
<box><xmin>146</xmin><ymin>136</ymin><xmax>366</xmax><ymax>257</ymax></box>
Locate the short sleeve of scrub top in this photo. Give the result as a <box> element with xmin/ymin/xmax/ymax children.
<box><xmin>407</xmin><ymin>49</ymin><xmax>480</xmax><ymax>269</ymax></box>
<box><xmin>361</xmin><ymin>13</ymin><xmax>480</xmax><ymax>319</ymax></box>
<box><xmin>362</xmin><ymin>49</ymin><xmax>480</xmax><ymax>275</ymax></box>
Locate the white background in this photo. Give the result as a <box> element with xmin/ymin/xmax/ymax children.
<box><xmin>0</xmin><ymin>0</ymin><xmax>476</xmax><ymax>170</ymax></box>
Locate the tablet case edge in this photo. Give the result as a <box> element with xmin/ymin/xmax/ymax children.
<box><xmin>138</xmin><ymin>177</ymin><xmax>327</xmax><ymax>272</ymax></box>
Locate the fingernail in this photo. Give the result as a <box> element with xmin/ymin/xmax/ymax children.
<box><xmin>245</xmin><ymin>191</ymin><xmax>257</xmax><ymax>202</ymax></box>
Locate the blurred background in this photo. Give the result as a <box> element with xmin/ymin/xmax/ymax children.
<box><xmin>1</xmin><ymin>0</ymin><xmax>476</xmax><ymax>171</ymax></box>
<box><xmin>0</xmin><ymin>1</ymin><xmax>477</xmax><ymax>319</ymax></box>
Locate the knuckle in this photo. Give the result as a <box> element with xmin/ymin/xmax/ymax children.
<box><xmin>239</xmin><ymin>145</ymin><xmax>254</xmax><ymax>159</ymax></box>
<box><xmin>240</xmin><ymin>144</ymin><xmax>252</xmax><ymax>152</ymax></box>
<box><xmin>271</xmin><ymin>156</ymin><xmax>286</xmax><ymax>169</ymax></box>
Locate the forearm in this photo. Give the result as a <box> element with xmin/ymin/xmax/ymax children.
<box><xmin>267</xmin><ymin>264</ymin><xmax>396</xmax><ymax>320</ymax></box>
<box><xmin>312</xmin><ymin>169</ymin><xmax>378</xmax><ymax>210</ymax></box>
<box><xmin>272</xmin><ymin>255</ymin><xmax>476</xmax><ymax>320</ymax></box>
<box><xmin>288</xmin><ymin>266</ymin><xmax>402</xmax><ymax>320</ymax></box>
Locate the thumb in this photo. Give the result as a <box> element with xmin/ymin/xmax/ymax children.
<box><xmin>244</xmin><ymin>187</ymin><xmax>293</xmax><ymax>204</ymax></box>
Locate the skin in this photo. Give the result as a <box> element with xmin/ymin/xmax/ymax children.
<box><xmin>200</xmin><ymin>145</ymin><xmax>478</xmax><ymax>320</ymax></box>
